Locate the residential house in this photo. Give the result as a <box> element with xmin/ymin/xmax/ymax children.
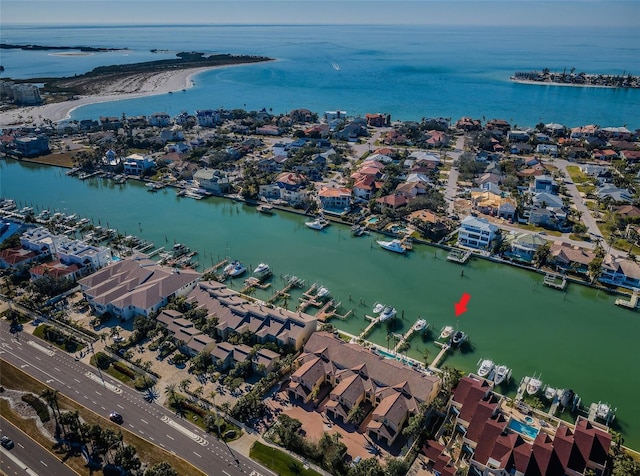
<box><xmin>148</xmin><ymin>112</ymin><xmax>172</xmax><ymax>127</ymax></box>
<box><xmin>510</xmin><ymin>142</ymin><xmax>534</xmax><ymax>155</ymax></box>
<box><xmin>123</xmin><ymin>153</ymin><xmax>155</xmax><ymax>176</ymax></box>
<box><xmin>193</xmin><ymin>168</ymin><xmax>231</xmax><ymax>195</ymax></box>
<box><xmin>317</xmin><ymin>186</ymin><xmax>352</xmax><ymax>212</ymax></box>
<box><xmin>365</xmin><ymin>113</ymin><xmax>389</xmax><ymax>127</ymax></box>
<box><xmin>599</xmin><ymin>255</ymin><xmax>640</xmax><ymax>290</ymax></box>
<box><xmin>20</xmin><ymin>227</ymin><xmax>66</xmax><ymax>258</ymax></box>
<box><xmin>532</xmin><ymin>175</ymin><xmax>558</xmax><ymax>194</ymax></box>
<box><xmin>210</xmin><ymin>342</ymin><xmax>252</xmax><ymax>370</ymax></box>
<box><xmin>195</xmin><ymin>109</ymin><xmax>220</xmax><ymax>127</ymax></box>
<box><xmin>596</xmin><ymin>184</ymin><xmax>633</xmax><ymax>203</ymax></box>
<box><xmin>409</xmin><ymin>150</ymin><xmax>441</xmax><ymax>165</ymax></box>
<box><xmin>507</xmin><ymin>130</ymin><xmax>531</xmax><ymax>142</ymax></box>
<box><xmin>505</xmin><ymin>232</ymin><xmax>548</xmax><ymax>263</ymax></box>
<box><xmin>536</xmin><ymin>144</ymin><xmax>558</xmax><ymax>157</ymax></box>
<box><xmin>456</xmin><ymin>117</ymin><xmax>482</xmax><ymax>131</ymax></box>
<box><xmin>14</xmin><ymin>134</ymin><xmax>50</xmax><ymax>157</ymax></box>
<box><xmin>621</xmin><ymin>150</ymin><xmax>640</xmax><ymax>163</ymax></box>
<box><xmin>78</xmin><ymin>255</ymin><xmax>200</xmax><ymax>320</ymax></box>
<box><xmin>375</xmin><ymin>193</ymin><xmax>409</xmax><ymax>211</ymax></box>
<box><xmin>29</xmin><ymin>260</ymin><xmax>80</xmax><ymax>281</ymax></box>
<box><xmin>334</xmin><ymin>121</ymin><xmax>368</xmax><ymax>141</ymax></box>
<box><xmin>56</xmin><ymin>239</ymin><xmax>113</xmax><ymax>275</ymax></box>
<box><xmin>548</xmin><ymin>242</ymin><xmax>595</xmax><ymax>275</ymax></box>
<box><xmin>457</xmin><ymin>216</ymin><xmax>498</xmax><ymax>250</ymax></box>
<box><xmin>0</xmin><ymin>247</ymin><xmax>38</xmax><ymax>272</ymax></box>
<box><xmin>288</xmin><ymin>332</ymin><xmax>440</xmax><ymax>446</ymax></box>
<box><xmin>256</xmin><ymin>125</ymin><xmax>282</xmax><ymax>136</ymax></box>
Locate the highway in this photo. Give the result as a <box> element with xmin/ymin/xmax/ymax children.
<box><xmin>0</xmin><ymin>321</ymin><xmax>271</xmax><ymax>476</ymax></box>
<box><xmin>0</xmin><ymin>417</ymin><xmax>78</xmax><ymax>476</ymax></box>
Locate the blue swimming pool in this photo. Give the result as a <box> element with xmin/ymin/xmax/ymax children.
<box><xmin>366</xmin><ymin>216</ymin><xmax>379</xmax><ymax>224</ymax></box>
<box><xmin>508</xmin><ymin>418</ymin><xmax>540</xmax><ymax>439</ymax></box>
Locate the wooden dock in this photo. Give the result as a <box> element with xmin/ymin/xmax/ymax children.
<box><xmin>267</xmin><ymin>276</ymin><xmax>304</xmax><ymax>305</ymax></box>
<box><xmin>447</xmin><ymin>248</ymin><xmax>471</xmax><ymax>264</ymax></box>
<box><xmin>543</xmin><ymin>273</ymin><xmax>567</xmax><ymax>290</ymax></box>
<box><xmin>392</xmin><ymin>326</ymin><xmax>416</xmax><ymax>353</ymax></box>
<box><xmin>615</xmin><ymin>289</ymin><xmax>639</xmax><ymax>310</ymax></box>
<box><xmin>316</xmin><ymin>300</ymin><xmax>351</xmax><ymax>322</ymax></box>
<box><xmin>241</xmin><ymin>277</ymin><xmax>271</xmax><ymax>294</ymax></box>
<box><xmin>203</xmin><ymin>258</ymin><xmax>228</xmax><ymax>275</ymax></box>
<box><xmin>429</xmin><ymin>341</ymin><xmax>450</xmax><ymax>369</ymax></box>
<box><xmin>358</xmin><ymin>315</ymin><xmax>380</xmax><ymax>339</ymax></box>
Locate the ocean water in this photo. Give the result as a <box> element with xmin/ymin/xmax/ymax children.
<box><xmin>1</xmin><ymin>24</ymin><xmax>639</xmax><ymax>128</ymax></box>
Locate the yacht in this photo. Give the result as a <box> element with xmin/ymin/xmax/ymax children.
<box><xmin>373</xmin><ymin>302</ymin><xmax>385</xmax><ymax>314</ymax></box>
<box><xmin>477</xmin><ymin>359</ymin><xmax>495</xmax><ymax>378</ymax></box>
<box><xmin>376</xmin><ymin>239</ymin><xmax>406</xmax><ymax>254</ymax></box>
<box><xmin>227</xmin><ymin>261</ymin><xmax>247</xmax><ymax>278</ymax></box>
<box><xmin>493</xmin><ymin>364</ymin><xmax>511</xmax><ymax>385</ymax></box>
<box><xmin>543</xmin><ymin>385</ymin><xmax>557</xmax><ymax>401</ymax></box>
<box><xmin>351</xmin><ymin>224</ymin><xmax>366</xmax><ymax>236</ymax></box>
<box><xmin>526</xmin><ymin>375</ymin><xmax>543</xmax><ymax>395</ymax></box>
<box><xmin>379</xmin><ymin>306</ymin><xmax>397</xmax><ymax>322</ymax></box>
<box><xmin>413</xmin><ymin>319</ymin><xmax>427</xmax><ymax>332</ymax></box>
<box><xmin>305</xmin><ymin>216</ymin><xmax>329</xmax><ymax>230</ymax></box>
<box><xmin>316</xmin><ymin>286</ymin><xmax>330</xmax><ymax>299</ymax></box>
<box><xmin>450</xmin><ymin>330</ymin><xmax>467</xmax><ymax>347</ymax></box>
<box><xmin>440</xmin><ymin>325</ymin><xmax>454</xmax><ymax>340</ymax></box>
<box><xmin>253</xmin><ymin>263</ymin><xmax>271</xmax><ymax>279</ymax></box>
<box><xmin>595</xmin><ymin>402</ymin><xmax>616</xmax><ymax>424</ymax></box>
<box><xmin>257</xmin><ymin>204</ymin><xmax>274</xmax><ymax>215</ymax></box>
<box><xmin>560</xmin><ymin>389</ymin><xmax>575</xmax><ymax>409</ymax></box>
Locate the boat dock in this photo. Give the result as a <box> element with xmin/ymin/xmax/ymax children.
<box><xmin>447</xmin><ymin>248</ymin><xmax>472</xmax><ymax>264</ymax></box>
<box><xmin>359</xmin><ymin>315</ymin><xmax>380</xmax><ymax>339</ymax></box>
<box><xmin>241</xmin><ymin>277</ymin><xmax>271</xmax><ymax>294</ymax></box>
<box><xmin>549</xmin><ymin>389</ymin><xmax>562</xmax><ymax>416</ymax></box>
<box><xmin>543</xmin><ymin>273</ymin><xmax>567</xmax><ymax>290</ymax></box>
<box><xmin>203</xmin><ymin>258</ymin><xmax>229</xmax><ymax>275</ymax></box>
<box><xmin>267</xmin><ymin>276</ymin><xmax>304</xmax><ymax>305</ymax></box>
<box><xmin>147</xmin><ymin>246</ymin><xmax>165</xmax><ymax>258</ymax></box>
<box><xmin>429</xmin><ymin>341</ymin><xmax>450</xmax><ymax>370</ymax></box>
<box><xmin>392</xmin><ymin>326</ymin><xmax>417</xmax><ymax>353</ymax></box>
<box><xmin>316</xmin><ymin>300</ymin><xmax>351</xmax><ymax>322</ymax></box>
<box><xmin>615</xmin><ymin>288</ymin><xmax>639</xmax><ymax>310</ymax></box>
<box><xmin>516</xmin><ymin>376</ymin><xmax>529</xmax><ymax>402</ymax></box>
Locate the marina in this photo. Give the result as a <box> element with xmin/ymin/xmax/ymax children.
<box><xmin>1</xmin><ymin>159</ymin><xmax>639</xmax><ymax>447</ymax></box>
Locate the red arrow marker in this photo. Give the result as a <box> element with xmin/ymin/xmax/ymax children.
<box><xmin>455</xmin><ymin>293</ymin><xmax>471</xmax><ymax>317</ymax></box>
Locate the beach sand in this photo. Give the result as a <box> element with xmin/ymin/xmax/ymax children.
<box><xmin>0</xmin><ymin>66</ymin><xmax>213</xmax><ymax>127</ymax></box>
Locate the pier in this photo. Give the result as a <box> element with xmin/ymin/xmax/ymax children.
<box><xmin>543</xmin><ymin>273</ymin><xmax>567</xmax><ymax>290</ymax></box>
<box><xmin>241</xmin><ymin>277</ymin><xmax>271</xmax><ymax>294</ymax></box>
<box><xmin>428</xmin><ymin>341</ymin><xmax>450</xmax><ymax>370</ymax></box>
<box><xmin>203</xmin><ymin>258</ymin><xmax>228</xmax><ymax>275</ymax></box>
<box><xmin>615</xmin><ymin>288</ymin><xmax>639</xmax><ymax>310</ymax></box>
<box><xmin>358</xmin><ymin>315</ymin><xmax>380</xmax><ymax>339</ymax></box>
<box><xmin>267</xmin><ymin>276</ymin><xmax>304</xmax><ymax>305</ymax></box>
<box><xmin>316</xmin><ymin>300</ymin><xmax>351</xmax><ymax>322</ymax></box>
<box><xmin>392</xmin><ymin>326</ymin><xmax>416</xmax><ymax>353</ymax></box>
<box><xmin>447</xmin><ymin>248</ymin><xmax>472</xmax><ymax>264</ymax></box>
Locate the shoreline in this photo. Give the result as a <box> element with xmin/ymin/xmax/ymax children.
<box><xmin>509</xmin><ymin>78</ymin><xmax>631</xmax><ymax>89</ymax></box>
<box><xmin>0</xmin><ymin>66</ymin><xmax>213</xmax><ymax>127</ymax></box>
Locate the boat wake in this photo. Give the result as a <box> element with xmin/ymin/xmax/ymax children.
<box><xmin>331</xmin><ymin>61</ymin><xmax>340</xmax><ymax>71</ymax></box>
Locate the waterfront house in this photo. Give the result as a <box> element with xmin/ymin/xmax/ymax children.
<box><xmin>78</xmin><ymin>255</ymin><xmax>200</xmax><ymax>320</ymax></box>
<box><xmin>457</xmin><ymin>216</ymin><xmax>498</xmax><ymax>250</ymax></box>
<box><xmin>148</xmin><ymin>112</ymin><xmax>172</xmax><ymax>127</ymax></box>
<box><xmin>0</xmin><ymin>247</ymin><xmax>38</xmax><ymax>272</ymax></box>
<box><xmin>548</xmin><ymin>242</ymin><xmax>594</xmax><ymax>275</ymax></box>
<box><xmin>375</xmin><ymin>192</ymin><xmax>409</xmax><ymax>211</ymax></box>
<box><xmin>317</xmin><ymin>186</ymin><xmax>352</xmax><ymax>213</ymax></box>
<box><xmin>505</xmin><ymin>232</ymin><xmax>548</xmax><ymax>263</ymax></box>
<box><xmin>122</xmin><ymin>153</ymin><xmax>155</xmax><ymax>176</ymax></box>
<box><xmin>29</xmin><ymin>260</ymin><xmax>80</xmax><ymax>281</ymax></box>
<box><xmin>456</xmin><ymin>117</ymin><xmax>482</xmax><ymax>131</ymax></box>
<box><xmin>193</xmin><ymin>168</ymin><xmax>231</xmax><ymax>195</ymax></box>
<box><xmin>20</xmin><ymin>227</ymin><xmax>65</xmax><ymax>258</ymax></box>
<box><xmin>365</xmin><ymin>113</ymin><xmax>389</xmax><ymax>127</ymax></box>
<box><xmin>195</xmin><ymin>109</ymin><xmax>220</xmax><ymax>127</ymax></box>
<box><xmin>13</xmin><ymin>134</ymin><xmax>50</xmax><ymax>157</ymax></box>
<box><xmin>56</xmin><ymin>239</ymin><xmax>113</xmax><ymax>275</ymax></box>
<box><xmin>288</xmin><ymin>332</ymin><xmax>440</xmax><ymax>446</ymax></box>
<box><xmin>187</xmin><ymin>281</ymin><xmax>316</xmax><ymax>351</ymax></box>
<box><xmin>599</xmin><ymin>255</ymin><xmax>640</xmax><ymax>290</ymax></box>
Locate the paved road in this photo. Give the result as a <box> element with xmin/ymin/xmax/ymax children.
<box><xmin>0</xmin><ymin>417</ymin><xmax>77</xmax><ymax>476</ymax></box>
<box><xmin>0</xmin><ymin>322</ymin><xmax>272</xmax><ymax>476</ymax></box>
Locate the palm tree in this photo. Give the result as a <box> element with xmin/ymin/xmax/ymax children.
<box><xmin>164</xmin><ymin>383</ymin><xmax>177</xmax><ymax>404</ymax></box>
<box><xmin>178</xmin><ymin>378</ymin><xmax>192</xmax><ymax>393</ymax></box>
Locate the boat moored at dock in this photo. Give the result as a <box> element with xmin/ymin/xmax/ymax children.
<box><xmin>493</xmin><ymin>364</ymin><xmax>512</xmax><ymax>385</ymax></box>
<box><xmin>305</xmin><ymin>216</ymin><xmax>330</xmax><ymax>230</ymax></box>
<box><xmin>412</xmin><ymin>319</ymin><xmax>427</xmax><ymax>332</ymax></box>
<box><xmin>379</xmin><ymin>306</ymin><xmax>397</xmax><ymax>322</ymax></box>
<box><xmin>526</xmin><ymin>375</ymin><xmax>543</xmax><ymax>395</ymax></box>
<box><xmin>477</xmin><ymin>358</ymin><xmax>495</xmax><ymax>378</ymax></box>
<box><xmin>253</xmin><ymin>262</ymin><xmax>272</xmax><ymax>280</ymax></box>
<box><xmin>450</xmin><ymin>329</ymin><xmax>467</xmax><ymax>347</ymax></box>
<box><xmin>257</xmin><ymin>204</ymin><xmax>274</xmax><ymax>215</ymax></box>
<box><xmin>376</xmin><ymin>239</ymin><xmax>406</xmax><ymax>254</ymax></box>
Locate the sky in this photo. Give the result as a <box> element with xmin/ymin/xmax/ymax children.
<box><xmin>1</xmin><ymin>1</ymin><xmax>639</xmax><ymax>27</ymax></box>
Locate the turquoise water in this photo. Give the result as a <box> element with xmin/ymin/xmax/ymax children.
<box><xmin>2</xmin><ymin>159</ymin><xmax>640</xmax><ymax>449</ymax></box>
<box><xmin>508</xmin><ymin>419</ymin><xmax>540</xmax><ymax>439</ymax></box>
<box><xmin>1</xmin><ymin>24</ymin><xmax>638</xmax><ymax>128</ymax></box>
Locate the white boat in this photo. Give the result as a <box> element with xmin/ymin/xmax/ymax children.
<box><xmin>440</xmin><ymin>325</ymin><xmax>454</xmax><ymax>340</ymax></box>
<box><xmin>316</xmin><ymin>286</ymin><xmax>330</xmax><ymax>299</ymax></box>
<box><xmin>379</xmin><ymin>306</ymin><xmax>397</xmax><ymax>322</ymax></box>
<box><xmin>595</xmin><ymin>402</ymin><xmax>616</xmax><ymax>423</ymax></box>
<box><xmin>257</xmin><ymin>204</ymin><xmax>274</xmax><ymax>215</ymax></box>
<box><xmin>253</xmin><ymin>263</ymin><xmax>271</xmax><ymax>279</ymax></box>
<box><xmin>376</xmin><ymin>239</ymin><xmax>406</xmax><ymax>254</ymax></box>
<box><xmin>477</xmin><ymin>359</ymin><xmax>495</xmax><ymax>378</ymax></box>
<box><xmin>450</xmin><ymin>330</ymin><xmax>467</xmax><ymax>347</ymax></box>
<box><xmin>526</xmin><ymin>376</ymin><xmax>543</xmax><ymax>395</ymax></box>
<box><xmin>543</xmin><ymin>386</ymin><xmax>557</xmax><ymax>401</ymax></box>
<box><xmin>413</xmin><ymin>319</ymin><xmax>427</xmax><ymax>332</ymax></box>
<box><xmin>305</xmin><ymin>216</ymin><xmax>329</xmax><ymax>230</ymax></box>
<box><xmin>373</xmin><ymin>302</ymin><xmax>385</xmax><ymax>314</ymax></box>
<box><xmin>493</xmin><ymin>364</ymin><xmax>511</xmax><ymax>385</ymax></box>
<box><xmin>227</xmin><ymin>261</ymin><xmax>246</xmax><ymax>277</ymax></box>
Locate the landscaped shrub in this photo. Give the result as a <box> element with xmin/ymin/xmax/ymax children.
<box><xmin>21</xmin><ymin>393</ymin><xmax>50</xmax><ymax>423</ymax></box>
<box><xmin>113</xmin><ymin>362</ymin><xmax>136</xmax><ymax>379</ymax></box>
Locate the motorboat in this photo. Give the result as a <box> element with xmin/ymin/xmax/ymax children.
<box><xmin>227</xmin><ymin>261</ymin><xmax>247</xmax><ymax>278</ymax></box>
<box><xmin>493</xmin><ymin>364</ymin><xmax>511</xmax><ymax>385</ymax></box>
<box><xmin>450</xmin><ymin>330</ymin><xmax>467</xmax><ymax>347</ymax></box>
<box><xmin>253</xmin><ymin>263</ymin><xmax>271</xmax><ymax>279</ymax></box>
<box><xmin>413</xmin><ymin>319</ymin><xmax>427</xmax><ymax>332</ymax></box>
<box><xmin>595</xmin><ymin>402</ymin><xmax>616</xmax><ymax>424</ymax></box>
<box><xmin>373</xmin><ymin>302</ymin><xmax>385</xmax><ymax>314</ymax></box>
<box><xmin>351</xmin><ymin>224</ymin><xmax>366</xmax><ymax>236</ymax></box>
<box><xmin>477</xmin><ymin>359</ymin><xmax>495</xmax><ymax>378</ymax></box>
<box><xmin>543</xmin><ymin>385</ymin><xmax>557</xmax><ymax>401</ymax></box>
<box><xmin>376</xmin><ymin>239</ymin><xmax>406</xmax><ymax>254</ymax></box>
<box><xmin>305</xmin><ymin>216</ymin><xmax>329</xmax><ymax>230</ymax></box>
<box><xmin>379</xmin><ymin>306</ymin><xmax>397</xmax><ymax>322</ymax></box>
<box><xmin>440</xmin><ymin>325</ymin><xmax>454</xmax><ymax>340</ymax></box>
<box><xmin>526</xmin><ymin>376</ymin><xmax>543</xmax><ymax>395</ymax></box>
<box><xmin>316</xmin><ymin>286</ymin><xmax>330</xmax><ymax>299</ymax></box>
<box><xmin>560</xmin><ymin>389</ymin><xmax>575</xmax><ymax>409</ymax></box>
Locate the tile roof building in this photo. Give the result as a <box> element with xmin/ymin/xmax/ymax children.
<box><xmin>288</xmin><ymin>332</ymin><xmax>441</xmax><ymax>446</ymax></box>
<box><xmin>78</xmin><ymin>255</ymin><xmax>200</xmax><ymax>320</ymax></box>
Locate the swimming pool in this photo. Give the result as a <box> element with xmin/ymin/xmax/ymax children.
<box><xmin>366</xmin><ymin>216</ymin><xmax>379</xmax><ymax>224</ymax></box>
<box><xmin>508</xmin><ymin>418</ymin><xmax>540</xmax><ymax>439</ymax></box>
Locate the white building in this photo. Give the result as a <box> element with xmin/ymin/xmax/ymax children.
<box><xmin>56</xmin><ymin>239</ymin><xmax>113</xmax><ymax>274</ymax></box>
<box><xmin>193</xmin><ymin>168</ymin><xmax>231</xmax><ymax>195</ymax></box>
<box><xmin>196</xmin><ymin>109</ymin><xmax>220</xmax><ymax>127</ymax></box>
<box><xmin>148</xmin><ymin>112</ymin><xmax>172</xmax><ymax>127</ymax></box>
<box><xmin>123</xmin><ymin>153</ymin><xmax>155</xmax><ymax>175</ymax></box>
<box><xmin>20</xmin><ymin>227</ymin><xmax>66</xmax><ymax>257</ymax></box>
<box><xmin>457</xmin><ymin>216</ymin><xmax>498</xmax><ymax>250</ymax></box>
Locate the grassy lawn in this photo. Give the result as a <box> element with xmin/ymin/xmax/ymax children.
<box><xmin>250</xmin><ymin>441</ymin><xmax>322</xmax><ymax>476</ymax></box>
<box><xmin>164</xmin><ymin>394</ymin><xmax>242</xmax><ymax>442</ymax></box>
<box><xmin>514</xmin><ymin>223</ymin><xmax>562</xmax><ymax>236</ymax></box>
<box><xmin>23</xmin><ymin>152</ymin><xmax>76</xmax><ymax>168</ymax></box>
<box><xmin>32</xmin><ymin>324</ymin><xmax>85</xmax><ymax>353</ymax></box>
<box><xmin>565</xmin><ymin>165</ymin><xmax>589</xmax><ymax>184</ymax></box>
<box><xmin>575</xmin><ymin>184</ymin><xmax>596</xmax><ymax>195</ymax></box>
<box><xmin>0</xmin><ymin>360</ymin><xmax>205</xmax><ymax>476</ymax></box>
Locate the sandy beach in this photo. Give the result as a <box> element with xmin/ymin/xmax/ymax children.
<box><xmin>0</xmin><ymin>66</ymin><xmax>214</xmax><ymax>128</ymax></box>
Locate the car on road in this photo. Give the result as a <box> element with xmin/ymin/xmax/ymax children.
<box><xmin>109</xmin><ymin>412</ymin><xmax>123</xmax><ymax>424</ymax></box>
<box><xmin>1</xmin><ymin>435</ymin><xmax>14</xmax><ymax>449</ymax></box>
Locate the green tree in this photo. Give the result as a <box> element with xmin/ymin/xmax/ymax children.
<box><xmin>384</xmin><ymin>457</ymin><xmax>409</xmax><ymax>476</ymax></box>
<box><xmin>348</xmin><ymin>457</ymin><xmax>385</xmax><ymax>476</ymax></box>
<box><xmin>114</xmin><ymin>444</ymin><xmax>141</xmax><ymax>472</ymax></box>
<box><xmin>533</xmin><ymin>242</ymin><xmax>551</xmax><ymax>268</ymax></box>
<box><xmin>145</xmin><ymin>461</ymin><xmax>179</xmax><ymax>476</ymax></box>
